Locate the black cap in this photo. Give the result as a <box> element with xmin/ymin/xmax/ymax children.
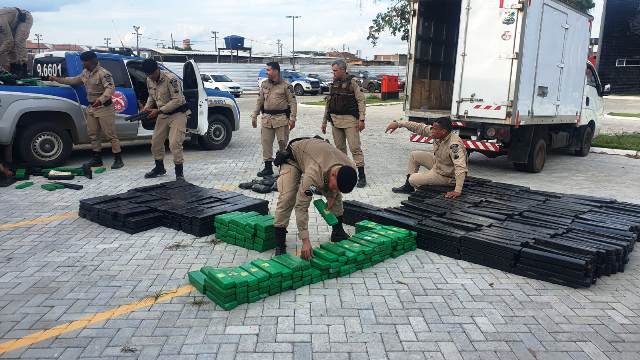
<box><xmin>142</xmin><ymin>59</ymin><xmax>159</xmax><ymax>75</ymax></box>
<box><xmin>433</xmin><ymin>117</ymin><xmax>453</xmax><ymax>132</ymax></box>
<box><xmin>79</xmin><ymin>51</ymin><xmax>97</xmax><ymax>61</ymax></box>
<box><xmin>336</xmin><ymin>166</ymin><xmax>357</xmax><ymax>193</ymax></box>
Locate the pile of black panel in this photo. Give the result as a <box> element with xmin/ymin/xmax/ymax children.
<box><xmin>343</xmin><ymin>177</ymin><xmax>640</xmax><ymax>287</ymax></box>
<box><xmin>79</xmin><ymin>181</ymin><xmax>269</xmax><ymax>236</ymax></box>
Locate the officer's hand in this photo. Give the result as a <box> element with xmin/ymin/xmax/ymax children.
<box><xmin>91</xmin><ymin>100</ymin><xmax>102</xmax><ymax>108</ymax></box>
<box><xmin>289</xmin><ymin>119</ymin><xmax>296</xmax><ymax>130</ymax></box>
<box><xmin>385</xmin><ymin>121</ymin><xmax>400</xmax><ymax>134</ymax></box>
<box><xmin>251</xmin><ymin>117</ymin><xmax>258</xmax><ymax>129</ymax></box>
<box><xmin>48</xmin><ymin>76</ymin><xmax>60</xmax><ymax>82</ymax></box>
<box><xmin>445</xmin><ymin>191</ymin><xmax>461</xmax><ymax>199</ymax></box>
<box><xmin>326</xmin><ymin>194</ymin><xmax>336</xmax><ymax>210</ymax></box>
<box><xmin>358</xmin><ymin>120</ymin><xmax>365</xmax><ymax>132</ymax></box>
<box><xmin>300</xmin><ymin>239</ymin><xmax>313</xmax><ymax>260</ymax></box>
<box><xmin>147</xmin><ymin>109</ymin><xmax>160</xmax><ymax>119</ymax></box>
<box><xmin>321</xmin><ymin>123</ymin><xmax>327</xmax><ymax>134</ymax></box>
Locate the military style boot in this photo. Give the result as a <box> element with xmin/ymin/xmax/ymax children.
<box><xmin>356</xmin><ymin>167</ymin><xmax>367</xmax><ymax>188</ymax></box>
<box><xmin>257</xmin><ymin>161</ymin><xmax>274</xmax><ymax>177</ymax></box>
<box><xmin>111</xmin><ymin>153</ymin><xmax>124</xmax><ymax>169</ymax></box>
<box><xmin>175</xmin><ymin>163</ymin><xmax>184</xmax><ymax>181</ymax></box>
<box><xmin>144</xmin><ymin>160</ymin><xmax>166</xmax><ymax>178</ymax></box>
<box><xmin>330</xmin><ymin>216</ymin><xmax>350</xmax><ymax>243</ymax></box>
<box><xmin>19</xmin><ymin>63</ymin><xmax>28</xmax><ymax>79</ymax></box>
<box><xmin>274</xmin><ymin>227</ymin><xmax>287</xmax><ymax>256</ymax></box>
<box><xmin>85</xmin><ymin>151</ymin><xmax>103</xmax><ymax>167</ymax></box>
<box><xmin>392</xmin><ymin>175</ymin><xmax>414</xmax><ymax>194</ymax></box>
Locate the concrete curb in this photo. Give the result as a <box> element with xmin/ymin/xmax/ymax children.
<box><xmin>604</xmin><ymin>114</ymin><xmax>640</xmax><ymax>121</ymax></box>
<box><xmin>591</xmin><ymin>147</ymin><xmax>640</xmax><ymax>158</ymax></box>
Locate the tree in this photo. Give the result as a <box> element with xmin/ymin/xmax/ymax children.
<box><xmin>367</xmin><ymin>0</ymin><xmax>596</xmax><ymax>46</ymax></box>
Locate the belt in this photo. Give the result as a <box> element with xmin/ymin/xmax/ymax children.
<box><xmin>262</xmin><ymin>109</ymin><xmax>288</xmax><ymax>115</ymax></box>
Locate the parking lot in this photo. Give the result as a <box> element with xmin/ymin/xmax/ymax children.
<box><xmin>0</xmin><ymin>96</ymin><xmax>639</xmax><ymax>360</ymax></box>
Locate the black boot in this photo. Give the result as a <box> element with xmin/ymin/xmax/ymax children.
<box><xmin>111</xmin><ymin>153</ymin><xmax>124</xmax><ymax>169</ymax></box>
<box><xmin>274</xmin><ymin>227</ymin><xmax>287</xmax><ymax>256</ymax></box>
<box><xmin>392</xmin><ymin>174</ymin><xmax>414</xmax><ymax>194</ymax></box>
<box><xmin>257</xmin><ymin>161</ymin><xmax>274</xmax><ymax>177</ymax></box>
<box><xmin>9</xmin><ymin>63</ymin><xmax>20</xmax><ymax>77</ymax></box>
<box><xmin>85</xmin><ymin>151</ymin><xmax>103</xmax><ymax>167</ymax></box>
<box><xmin>331</xmin><ymin>216</ymin><xmax>350</xmax><ymax>243</ymax></box>
<box><xmin>145</xmin><ymin>160</ymin><xmax>166</xmax><ymax>178</ymax></box>
<box><xmin>356</xmin><ymin>167</ymin><xmax>367</xmax><ymax>188</ymax></box>
<box><xmin>20</xmin><ymin>63</ymin><xmax>28</xmax><ymax>78</ymax></box>
<box><xmin>175</xmin><ymin>163</ymin><xmax>184</xmax><ymax>180</ymax></box>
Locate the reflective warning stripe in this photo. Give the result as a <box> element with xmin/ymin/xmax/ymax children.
<box><xmin>473</xmin><ymin>105</ymin><xmax>503</xmax><ymax>111</ymax></box>
<box><xmin>410</xmin><ymin>134</ymin><xmax>501</xmax><ymax>152</ymax></box>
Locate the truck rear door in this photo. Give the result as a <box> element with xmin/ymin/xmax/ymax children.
<box><xmin>453</xmin><ymin>0</ymin><xmax>522</xmax><ymax>120</ymax></box>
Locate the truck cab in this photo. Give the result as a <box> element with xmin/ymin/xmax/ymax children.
<box><xmin>0</xmin><ymin>51</ymin><xmax>240</xmax><ymax>167</ymax></box>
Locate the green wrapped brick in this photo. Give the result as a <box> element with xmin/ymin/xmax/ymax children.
<box><xmin>188</xmin><ymin>271</ymin><xmax>207</xmax><ymax>293</ymax></box>
<box><xmin>14</xmin><ymin>168</ymin><xmax>27</xmax><ymax>180</ymax></box>
<box><xmin>313</xmin><ymin>199</ymin><xmax>338</xmax><ymax>226</ymax></box>
<box><xmin>320</xmin><ymin>242</ymin><xmax>346</xmax><ymax>256</ymax></box>
<box><xmin>355</xmin><ymin>220</ymin><xmax>381</xmax><ymax>233</ymax></box>
<box><xmin>15</xmin><ymin>181</ymin><xmax>34</xmax><ymax>189</ymax></box>
<box><xmin>41</xmin><ymin>183</ymin><xmax>65</xmax><ymax>191</ymax></box>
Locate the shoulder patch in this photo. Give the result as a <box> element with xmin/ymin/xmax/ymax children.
<box><xmin>450</xmin><ymin>143</ymin><xmax>461</xmax><ymax>159</ymax></box>
<box><xmin>169</xmin><ymin>77</ymin><xmax>180</xmax><ymax>91</ymax></box>
<box><xmin>288</xmin><ymin>85</ymin><xmax>295</xmax><ymax>94</ymax></box>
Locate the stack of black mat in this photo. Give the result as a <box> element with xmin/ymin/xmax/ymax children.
<box><xmin>343</xmin><ymin>177</ymin><xmax>640</xmax><ymax>288</ymax></box>
<box><xmin>79</xmin><ymin>181</ymin><xmax>269</xmax><ymax>236</ymax></box>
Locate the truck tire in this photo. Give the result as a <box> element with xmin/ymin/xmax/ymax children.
<box><xmin>514</xmin><ymin>138</ymin><xmax>546</xmax><ymax>173</ymax></box>
<box><xmin>294</xmin><ymin>84</ymin><xmax>305</xmax><ymax>96</ymax></box>
<box><xmin>17</xmin><ymin>123</ymin><xmax>73</xmax><ymax>167</ymax></box>
<box><xmin>367</xmin><ymin>83</ymin><xmax>377</xmax><ymax>93</ymax></box>
<box><xmin>198</xmin><ymin>114</ymin><xmax>232</xmax><ymax>150</ymax></box>
<box><xmin>574</xmin><ymin>126</ymin><xmax>593</xmax><ymax>157</ymax></box>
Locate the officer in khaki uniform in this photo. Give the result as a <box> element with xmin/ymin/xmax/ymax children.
<box><xmin>141</xmin><ymin>59</ymin><xmax>189</xmax><ymax>180</ymax></box>
<box><xmin>322</xmin><ymin>59</ymin><xmax>367</xmax><ymax>188</ymax></box>
<box><xmin>273</xmin><ymin>137</ymin><xmax>358</xmax><ymax>259</ymax></box>
<box><xmin>386</xmin><ymin>117</ymin><xmax>467</xmax><ymax>198</ymax></box>
<box><xmin>0</xmin><ymin>7</ymin><xmax>33</xmax><ymax>77</ymax></box>
<box><xmin>251</xmin><ymin>61</ymin><xmax>297</xmax><ymax>177</ymax></box>
<box><xmin>50</xmin><ymin>51</ymin><xmax>124</xmax><ymax>169</ymax></box>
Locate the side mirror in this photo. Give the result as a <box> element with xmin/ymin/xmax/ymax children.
<box><xmin>603</xmin><ymin>84</ymin><xmax>611</xmax><ymax>96</ymax></box>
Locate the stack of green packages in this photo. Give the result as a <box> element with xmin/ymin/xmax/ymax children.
<box><xmin>189</xmin><ymin>220</ymin><xmax>417</xmax><ymax>310</ymax></box>
<box><xmin>214</xmin><ymin>211</ymin><xmax>275</xmax><ymax>251</ymax></box>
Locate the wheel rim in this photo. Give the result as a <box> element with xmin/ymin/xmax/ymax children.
<box><xmin>295</xmin><ymin>86</ymin><xmax>303</xmax><ymax>96</ymax></box>
<box><xmin>207</xmin><ymin>123</ymin><xmax>226</xmax><ymax>144</ymax></box>
<box><xmin>31</xmin><ymin>131</ymin><xmax>63</xmax><ymax>161</ymax></box>
<box><xmin>369</xmin><ymin>85</ymin><xmax>375</xmax><ymax>92</ymax></box>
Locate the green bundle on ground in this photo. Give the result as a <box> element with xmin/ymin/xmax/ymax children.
<box><xmin>214</xmin><ymin>211</ymin><xmax>275</xmax><ymax>251</ymax></box>
<box><xmin>189</xmin><ymin>221</ymin><xmax>416</xmax><ymax>310</ymax></box>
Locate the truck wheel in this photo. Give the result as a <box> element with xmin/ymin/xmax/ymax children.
<box><xmin>574</xmin><ymin>126</ymin><xmax>593</xmax><ymax>157</ymax></box>
<box><xmin>294</xmin><ymin>84</ymin><xmax>305</xmax><ymax>96</ymax></box>
<box><xmin>368</xmin><ymin>83</ymin><xmax>377</xmax><ymax>93</ymax></box>
<box><xmin>17</xmin><ymin>123</ymin><xmax>73</xmax><ymax>167</ymax></box>
<box><xmin>513</xmin><ymin>138</ymin><xmax>547</xmax><ymax>173</ymax></box>
<box><xmin>198</xmin><ymin>114</ymin><xmax>232</xmax><ymax>150</ymax></box>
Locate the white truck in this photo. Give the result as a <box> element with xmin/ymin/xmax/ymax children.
<box><xmin>405</xmin><ymin>0</ymin><xmax>610</xmax><ymax>172</ymax></box>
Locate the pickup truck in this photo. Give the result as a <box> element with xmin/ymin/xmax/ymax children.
<box><xmin>405</xmin><ymin>0</ymin><xmax>609</xmax><ymax>172</ymax></box>
<box><xmin>258</xmin><ymin>69</ymin><xmax>321</xmax><ymax>96</ymax></box>
<box><xmin>0</xmin><ymin>51</ymin><xmax>240</xmax><ymax>167</ymax></box>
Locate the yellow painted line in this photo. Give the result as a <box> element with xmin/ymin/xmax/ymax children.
<box><xmin>0</xmin><ymin>211</ymin><xmax>79</xmax><ymax>230</ymax></box>
<box><xmin>0</xmin><ymin>285</ymin><xmax>195</xmax><ymax>355</ymax></box>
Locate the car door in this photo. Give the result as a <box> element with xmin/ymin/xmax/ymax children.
<box><xmin>582</xmin><ymin>63</ymin><xmax>603</xmax><ymax>130</ymax></box>
<box><xmin>182</xmin><ymin>60</ymin><xmax>208</xmax><ymax>135</ymax></box>
<box><xmin>98</xmin><ymin>58</ymin><xmax>140</xmax><ymax>139</ymax></box>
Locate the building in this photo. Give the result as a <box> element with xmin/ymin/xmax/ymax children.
<box><xmin>373</xmin><ymin>54</ymin><xmax>408</xmax><ymax>66</ymax></box>
<box><xmin>597</xmin><ymin>0</ymin><xmax>640</xmax><ymax>94</ymax></box>
<box><xmin>26</xmin><ymin>40</ymin><xmax>50</xmax><ymax>55</ymax></box>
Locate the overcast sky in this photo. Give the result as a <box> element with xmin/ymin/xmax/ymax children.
<box><xmin>9</xmin><ymin>0</ymin><xmax>605</xmax><ymax>59</ymax></box>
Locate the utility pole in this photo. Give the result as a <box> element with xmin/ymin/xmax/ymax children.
<box><xmin>285</xmin><ymin>15</ymin><xmax>301</xmax><ymax>70</ymax></box>
<box><xmin>211</xmin><ymin>31</ymin><xmax>219</xmax><ymax>60</ymax></box>
<box><xmin>104</xmin><ymin>37</ymin><xmax>111</xmax><ymax>48</ymax></box>
<box><xmin>276</xmin><ymin>39</ymin><xmax>281</xmax><ymax>60</ymax></box>
<box><xmin>34</xmin><ymin>33</ymin><xmax>43</xmax><ymax>53</ymax></box>
<box><xmin>132</xmin><ymin>26</ymin><xmax>142</xmax><ymax>56</ymax></box>
<box><xmin>170</xmin><ymin>33</ymin><xmax>175</xmax><ymax>49</ymax></box>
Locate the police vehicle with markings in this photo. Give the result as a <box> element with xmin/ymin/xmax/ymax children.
<box><xmin>0</xmin><ymin>51</ymin><xmax>240</xmax><ymax>167</ymax></box>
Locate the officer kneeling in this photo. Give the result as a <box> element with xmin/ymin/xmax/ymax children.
<box><xmin>273</xmin><ymin>137</ymin><xmax>358</xmax><ymax>260</ymax></box>
<box><xmin>386</xmin><ymin>117</ymin><xmax>467</xmax><ymax>199</ymax></box>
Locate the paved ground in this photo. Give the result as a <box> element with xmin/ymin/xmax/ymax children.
<box><xmin>0</xmin><ymin>97</ymin><xmax>639</xmax><ymax>359</ymax></box>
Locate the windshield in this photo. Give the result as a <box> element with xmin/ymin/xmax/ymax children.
<box><xmin>212</xmin><ymin>75</ymin><xmax>232</xmax><ymax>82</ymax></box>
<box><xmin>286</xmin><ymin>71</ymin><xmax>304</xmax><ymax>78</ymax></box>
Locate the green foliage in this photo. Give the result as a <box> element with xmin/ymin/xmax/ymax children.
<box><xmin>367</xmin><ymin>0</ymin><xmax>596</xmax><ymax>46</ymax></box>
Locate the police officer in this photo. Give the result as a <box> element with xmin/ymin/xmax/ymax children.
<box><xmin>322</xmin><ymin>59</ymin><xmax>367</xmax><ymax>188</ymax></box>
<box><xmin>385</xmin><ymin>117</ymin><xmax>467</xmax><ymax>198</ymax></box>
<box><xmin>273</xmin><ymin>137</ymin><xmax>358</xmax><ymax>259</ymax></box>
<box><xmin>0</xmin><ymin>7</ymin><xmax>33</xmax><ymax>77</ymax></box>
<box><xmin>251</xmin><ymin>61</ymin><xmax>297</xmax><ymax>177</ymax></box>
<box><xmin>50</xmin><ymin>51</ymin><xmax>124</xmax><ymax>169</ymax></box>
<box><xmin>141</xmin><ymin>59</ymin><xmax>189</xmax><ymax>180</ymax></box>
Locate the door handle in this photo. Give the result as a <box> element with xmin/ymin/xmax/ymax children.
<box><xmin>586</xmin><ymin>97</ymin><xmax>590</xmax><ymax>106</ymax></box>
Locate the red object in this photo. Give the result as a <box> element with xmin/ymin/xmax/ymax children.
<box><xmin>381</xmin><ymin>75</ymin><xmax>399</xmax><ymax>93</ymax></box>
<box><xmin>588</xmin><ymin>55</ymin><xmax>596</xmax><ymax>66</ymax></box>
<box><xmin>410</xmin><ymin>133</ymin><xmax>502</xmax><ymax>152</ymax></box>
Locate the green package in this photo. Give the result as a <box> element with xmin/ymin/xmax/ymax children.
<box><xmin>313</xmin><ymin>199</ymin><xmax>339</xmax><ymax>226</ymax></box>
